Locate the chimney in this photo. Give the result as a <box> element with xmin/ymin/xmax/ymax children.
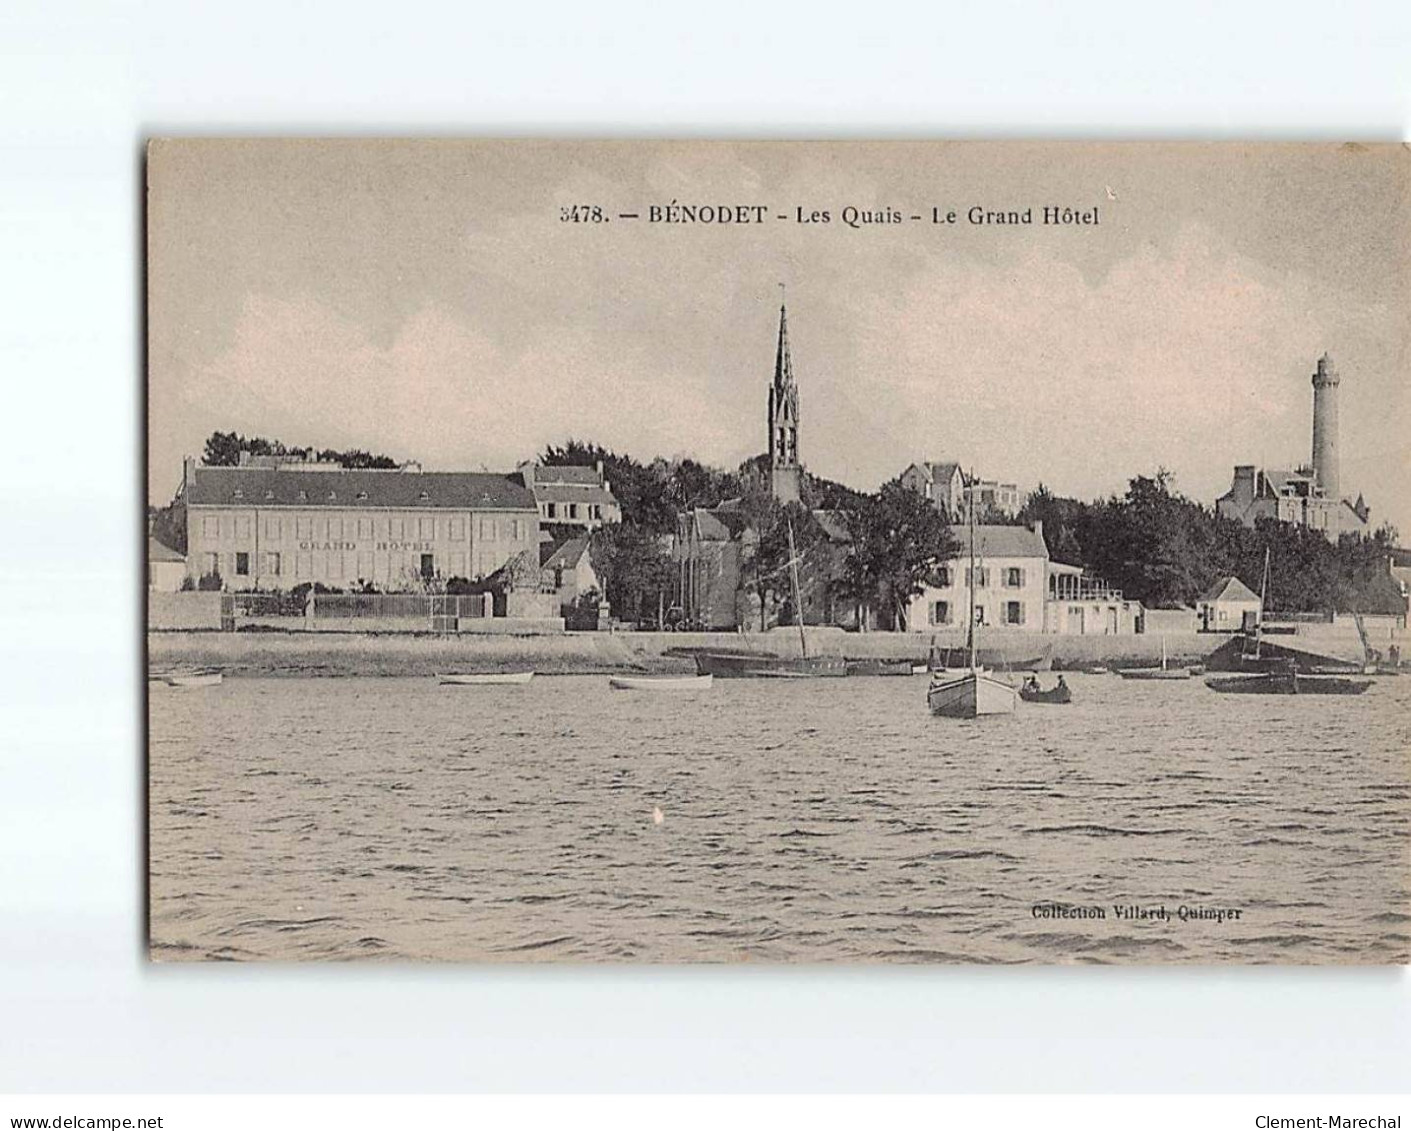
<box><xmin>1032</xmin><ymin>519</ymin><xmax>1045</xmax><ymax>547</ymax></box>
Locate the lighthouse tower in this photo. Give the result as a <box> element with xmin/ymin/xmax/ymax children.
<box><xmin>768</xmin><ymin>299</ymin><xmax>801</xmax><ymax>504</ymax></box>
<box><xmin>1310</xmin><ymin>352</ymin><xmax>1340</xmax><ymax>502</ymax></box>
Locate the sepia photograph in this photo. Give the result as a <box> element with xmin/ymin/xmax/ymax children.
<box><xmin>145</xmin><ymin>139</ymin><xmax>1410</xmax><ymax>965</ymax></box>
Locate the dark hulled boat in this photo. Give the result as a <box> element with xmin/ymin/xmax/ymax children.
<box><xmin>1019</xmin><ymin>679</ymin><xmax>1072</xmax><ymax>704</ymax></box>
<box><xmin>1205</xmin><ymin>668</ymin><xmax>1372</xmax><ymax>695</ymax></box>
<box><xmin>693</xmin><ymin>651</ymin><xmax>848</xmax><ymax>678</ymax></box>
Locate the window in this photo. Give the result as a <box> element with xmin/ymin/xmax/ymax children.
<box><xmin>479</xmin><ymin>517</ymin><xmax>497</xmax><ymax>540</ymax></box>
<box><xmin>266</xmin><ymin>551</ymin><xmax>282</xmax><ymax>577</ymax></box>
<box><xmin>929</xmin><ymin>600</ymin><xmax>951</xmax><ymax>626</ymax></box>
<box><xmin>295</xmin><ymin>553</ymin><xmax>312</xmax><ymax>578</ymax></box>
<box><xmin>545</xmin><ymin>502</ymin><xmax>557</xmax><ymax>519</ymax></box>
<box><xmin>295</xmin><ymin>515</ymin><xmax>313</xmax><ymax>539</ymax></box>
<box><xmin>449</xmin><ymin>551</ymin><xmax>467</xmax><ymax>577</ymax></box>
<box><xmin>420</xmin><ymin>553</ymin><xmax>435</xmax><ymax>580</ymax></box>
<box><xmin>449</xmin><ymin>517</ymin><xmax>465</xmax><ymax>541</ymax></box>
<box><xmin>1005</xmin><ymin>567</ymin><xmax>1024</xmax><ymax>588</ymax></box>
<box><xmin>265</xmin><ymin>515</ymin><xmax>282</xmax><ymax>540</ymax></box>
<box><xmin>202</xmin><ymin>552</ymin><xmax>219</xmax><ymax>577</ymax></box>
<box><xmin>936</xmin><ymin>566</ymin><xmax>952</xmax><ymax>588</ymax></box>
<box><xmin>477</xmin><ymin>551</ymin><xmax>496</xmax><ymax>577</ymax></box>
<box><xmin>589</xmin><ymin>505</ymin><xmax>601</xmax><ymax>521</ymax></box>
<box><xmin>235</xmin><ymin>515</ymin><xmax>251</xmax><ymax>540</ymax></box>
<box><xmin>327</xmin><ymin>516</ymin><xmax>343</xmax><ymax>541</ymax></box>
<box><xmin>234</xmin><ymin>552</ymin><xmax>249</xmax><ymax>576</ymax></box>
<box><xmin>328</xmin><ymin>552</ymin><xmax>344</xmax><ymax>579</ymax></box>
<box><xmin>356</xmin><ymin>551</ymin><xmax>373</xmax><ymax>580</ymax></box>
<box><xmin>1004</xmin><ymin>600</ymin><xmax>1025</xmax><ymax>625</ymax></box>
<box><xmin>357</xmin><ymin>517</ymin><xmax>373</xmax><ymax>538</ymax></box>
<box><xmin>202</xmin><ymin>515</ymin><xmax>219</xmax><ymax>540</ymax></box>
<box><xmin>567</xmin><ymin>503</ymin><xmax>579</xmax><ymax>520</ymax></box>
<box><xmin>418</xmin><ymin>517</ymin><xmax>435</xmax><ymax>540</ymax></box>
<box><xmin>388</xmin><ymin>517</ymin><xmax>404</xmax><ymax>539</ymax></box>
<box><xmin>974</xmin><ymin>604</ymin><xmax>989</xmax><ymax>626</ymax></box>
<box><xmin>966</xmin><ymin>567</ymin><xmax>990</xmax><ymax>588</ymax></box>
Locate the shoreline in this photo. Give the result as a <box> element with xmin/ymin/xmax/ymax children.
<box><xmin>147</xmin><ymin>627</ymin><xmax>1232</xmax><ymax>678</ymax></box>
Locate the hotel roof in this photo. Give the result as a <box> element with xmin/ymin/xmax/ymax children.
<box><xmin>186</xmin><ymin>465</ymin><xmax>537</xmax><ymax>511</ymax></box>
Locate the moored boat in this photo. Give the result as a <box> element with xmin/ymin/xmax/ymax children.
<box><xmin>1205</xmin><ymin>670</ymin><xmax>1371</xmax><ymax>695</ymax></box>
<box><xmin>1116</xmin><ymin>636</ymin><xmax>1190</xmax><ymax>680</ymax></box>
<box><xmin>927</xmin><ymin>474</ymin><xmax>1017</xmax><ymax>719</ymax></box>
<box><xmin>609</xmin><ymin>674</ymin><xmax>714</xmax><ymax>691</ymax></box>
<box><xmin>157</xmin><ymin>670</ymin><xmax>223</xmax><ymax>688</ymax></box>
<box><xmin>439</xmin><ymin>671</ymin><xmax>534</xmax><ymax>685</ymax></box>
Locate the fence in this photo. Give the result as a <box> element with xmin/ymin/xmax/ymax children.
<box><xmin>309</xmin><ymin>592</ymin><xmax>489</xmax><ymax>626</ymax></box>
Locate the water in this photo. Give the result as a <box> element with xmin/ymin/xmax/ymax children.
<box><xmin>148</xmin><ymin>673</ymin><xmax>1411</xmax><ymax>963</ymax></box>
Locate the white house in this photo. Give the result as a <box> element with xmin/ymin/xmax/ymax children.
<box><xmin>908</xmin><ymin>524</ymin><xmax>1049</xmax><ymax>632</ymax></box>
<box><xmin>907</xmin><ymin>522</ymin><xmax>1142</xmax><ymax>635</ymax></box>
<box><xmin>1198</xmin><ymin>576</ymin><xmax>1262</xmax><ymax>633</ymax></box>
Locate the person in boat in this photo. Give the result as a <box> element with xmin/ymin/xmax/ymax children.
<box><xmin>1024</xmin><ymin>674</ymin><xmax>1040</xmax><ymax>692</ymax></box>
<box><xmin>1056</xmin><ymin>674</ymin><xmax>1068</xmax><ymax>692</ymax></box>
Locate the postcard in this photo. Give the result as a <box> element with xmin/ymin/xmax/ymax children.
<box><xmin>146</xmin><ymin>140</ymin><xmax>1409</xmax><ymax>963</ymax></box>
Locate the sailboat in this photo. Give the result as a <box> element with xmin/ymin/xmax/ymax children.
<box><xmin>693</xmin><ymin>518</ymin><xmax>847</xmax><ymax>678</ymax></box>
<box><xmin>1116</xmin><ymin>635</ymin><xmax>1190</xmax><ymax>680</ymax></box>
<box><xmin>1205</xmin><ymin>549</ymin><xmax>1371</xmax><ymax>695</ymax></box>
<box><xmin>927</xmin><ymin>486</ymin><xmax>1017</xmax><ymax>717</ymax></box>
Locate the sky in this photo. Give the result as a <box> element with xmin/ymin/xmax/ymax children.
<box><xmin>147</xmin><ymin>140</ymin><xmax>1409</xmax><ymax>535</ymax></box>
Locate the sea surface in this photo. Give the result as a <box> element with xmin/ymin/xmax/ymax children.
<box><xmin>148</xmin><ymin>672</ymin><xmax>1411</xmax><ymax>964</ymax></box>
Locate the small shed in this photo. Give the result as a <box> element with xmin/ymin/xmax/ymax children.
<box><xmin>1199</xmin><ymin>576</ymin><xmax>1262</xmax><ymax>633</ymax></box>
<box><xmin>148</xmin><ymin>536</ymin><xmax>187</xmax><ymax>592</ymax></box>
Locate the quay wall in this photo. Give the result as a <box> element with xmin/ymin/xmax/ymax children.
<box><xmin>148</xmin><ymin>626</ymin><xmax>1232</xmax><ymax>678</ymax></box>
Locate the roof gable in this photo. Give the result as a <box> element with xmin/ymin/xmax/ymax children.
<box><xmin>1201</xmin><ymin>575</ymin><xmax>1260</xmax><ymax>603</ymax></box>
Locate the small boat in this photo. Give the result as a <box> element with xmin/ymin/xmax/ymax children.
<box><xmin>910</xmin><ymin>663</ymin><xmax>930</xmax><ymax>676</ymax></box>
<box><xmin>927</xmin><ymin>480</ymin><xmax>1016</xmax><ymax>719</ymax></box>
<box><xmin>844</xmin><ymin>658</ymin><xmax>922</xmax><ymax>677</ymax></box>
<box><xmin>1206</xmin><ymin>670</ymin><xmax>1372</xmax><ymax>695</ymax></box>
<box><xmin>1019</xmin><ymin>678</ymin><xmax>1072</xmax><ymax>704</ymax></box>
<box><xmin>157</xmin><ymin>670</ymin><xmax>223</xmax><ymax>688</ymax></box>
<box><xmin>439</xmin><ymin>671</ymin><xmax>534</xmax><ymax>685</ymax></box>
<box><xmin>609</xmin><ymin>674</ymin><xmax>713</xmax><ymax>691</ymax></box>
<box><xmin>1089</xmin><ymin>665</ymin><xmax>1109</xmax><ymax>675</ymax></box>
<box><xmin>1117</xmin><ymin>636</ymin><xmax>1190</xmax><ymax>680</ymax></box>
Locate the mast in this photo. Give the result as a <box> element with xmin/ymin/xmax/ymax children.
<box><xmin>967</xmin><ymin>470</ymin><xmax>977</xmax><ymax>671</ymax></box>
<box><xmin>786</xmin><ymin>517</ymin><xmax>809</xmax><ymax>660</ymax></box>
<box><xmin>1255</xmin><ymin>547</ymin><xmax>1270</xmax><ymax>659</ymax></box>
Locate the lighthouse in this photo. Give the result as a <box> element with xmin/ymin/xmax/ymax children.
<box><xmin>1310</xmin><ymin>352</ymin><xmax>1340</xmax><ymax>502</ymax></box>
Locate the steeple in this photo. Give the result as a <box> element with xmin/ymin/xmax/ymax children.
<box><xmin>768</xmin><ymin>290</ymin><xmax>801</xmax><ymax>503</ymax></box>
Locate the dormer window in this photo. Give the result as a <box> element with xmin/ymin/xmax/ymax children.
<box><xmin>356</xmin><ymin>490</ymin><xmax>368</xmax><ymax>501</ymax></box>
<box><xmin>327</xmin><ymin>491</ymin><xmax>337</xmax><ymax>500</ymax></box>
<box><xmin>419</xmin><ymin>490</ymin><xmax>430</xmax><ymax>502</ymax></box>
<box><xmin>264</xmin><ymin>490</ymin><xmax>275</xmax><ymax>500</ymax></box>
<box><xmin>232</xmin><ymin>489</ymin><xmax>244</xmax><ymax>500</ymax></box>
<box><xmin>298</xmin><ymin>490</ymin><xmax>308</xmax><ymax>501</ymax></box>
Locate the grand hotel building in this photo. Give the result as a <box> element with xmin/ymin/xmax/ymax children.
<box><xmin>180</xmin><ymin>455</ymin><xmax>540</xmax><ymax>591</ymax></box>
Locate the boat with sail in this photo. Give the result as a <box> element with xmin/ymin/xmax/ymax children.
<box><xmin>692</xmin><ymin>518</ymin><xmax>848</xmax><ymax>678</ymax></box>
<box><xmin>927</xmin><ymin>483</ymin><xmax>1017</xmax><ymax>718</ymax></box>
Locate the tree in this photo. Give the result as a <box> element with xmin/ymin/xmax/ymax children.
<box><xmin>200</xmin><ymin>431</ymin><xmax>398</xmax><ymax>469</ymax></box>
<box><xmin>835</xmin><ymin>479</ymin><xmax>958</xmax><ymax>630</ymax></box>
<box><xmin>588</xmin><ymin>522</ymin><xmax>674</xmax><ymax>626</ymax></box>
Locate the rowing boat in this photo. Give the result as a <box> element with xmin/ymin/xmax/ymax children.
<box><xmin>439</xmin><ymin>671</ymin><xmax>534</xmax><ymax>685</ymax></box>
<box><xmin>608</xmin><ymin>674</ymin><xmax>714</xmax><ymax>691</ymax></box>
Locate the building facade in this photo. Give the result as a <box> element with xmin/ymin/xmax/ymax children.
<box><xmin>517</xmin><ymin>462</ymin><xmax>621</xmax><ymax>529</ymax></box>
<box><xmin>1198</xmin><ymin>576</ymin><xmax>1262</xmax><ymax>633</ymax></box>
<box><xmin>906</xmin><ymin>523</ymin><xmax>1141</xmax><ymax>635</ymax></box>
<box><xmin>899</xmin><ymin>461</ymin><xmax>1024</xmax><ymax>521</ymax></box>
<box><xmin>181</xmin><ymin>456</ymin><xmax>539</xmax><ymax>591</ymax></box>
<box><xmin>1216</xmin><ymin>353</ymin><xmax>1371</xmax><ymax>540</ymax></box>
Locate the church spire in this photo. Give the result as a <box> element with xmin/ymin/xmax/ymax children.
<box><xmin>767</xmin><ymin>287</ymin><xmax>801</xmax><ymax>504</ymax></box>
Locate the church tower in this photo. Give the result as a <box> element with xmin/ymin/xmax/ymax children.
<box><xmin>768</xmin><ymin>298</ymin><xmax>801</xmax><ymax>503</ymax></box>
<box><xmin>1311</xmin><ymin>352</ymin><xmax>1341</xmax><ymax>502</ymax></box>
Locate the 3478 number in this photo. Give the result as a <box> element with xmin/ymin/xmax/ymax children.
<box><xmin>559</xmin><ymin>205</ymin><xmax>607</xmax><ymax>223</ymax></box>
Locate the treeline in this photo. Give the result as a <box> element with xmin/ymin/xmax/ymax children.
<box><xmin>1018</xmin><ymin>472</ymin><xmax>1403</xmax><ymax>614</ymax></box>
<box><xmin>544</xmin><ymin>440</ymin><xmax>954</xmax><ymax>629</ymax></box>
<box><xmin>201</xmin><ymin>431</ymin><xmax>400</xmax><ymax>470</ymax></box>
